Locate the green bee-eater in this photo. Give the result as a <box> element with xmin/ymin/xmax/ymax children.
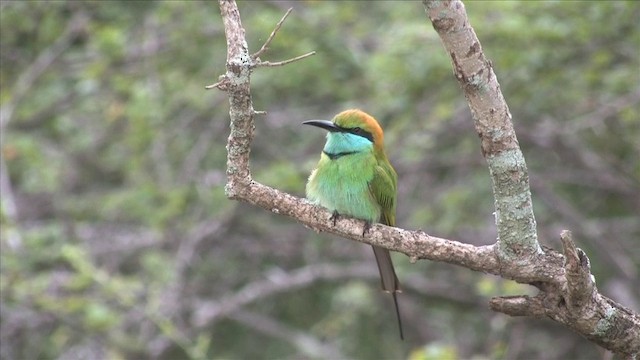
<box><xmin>304</xmin><ymin>109</ymin><xmax>403</xmax><ymax>339</ymax></box>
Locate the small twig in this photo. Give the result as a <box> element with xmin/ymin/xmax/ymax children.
<box><xmin>205</xmin><ymin>80</ymin><xmax>224</xmax><ymax>90</ymax></box>
<box><xmin>252</xmin><ymin>7</ymin><xmax>293</xmax><ymax>60</ymax></box>
<box><xmin>205</xmin><ymin>75</ymin><xmax>229</xmax><ymax>90</ymax></box>
<box><xmin>208</xmin><ymin>7</ymin><xmax>313</xmax><ymax>90</ymax></box>
<box><xmin>254</xmin><ymin>51</ymin><xmax>316</xmax><ymax>68</ymax></box>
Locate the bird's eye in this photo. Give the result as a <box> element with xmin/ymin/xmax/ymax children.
<box><xmin>352</xmin><ymin>127</ymin><xmax>361</xmax><ymax>133</ymax></box>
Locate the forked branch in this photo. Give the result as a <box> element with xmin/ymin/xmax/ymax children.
<box><xmin>205</xmin><ymin>6</ymin><xmax>315</xmax><ymax>90</ymax></box>
<box><xmin>212</xmin><ymin>0</ymin><xmax>640</xmax><ymax>356</ymax></box>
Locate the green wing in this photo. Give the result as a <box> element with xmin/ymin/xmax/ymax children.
<box><xmin>368</xmin><ymin>161</ymin><xmax>398</xmax><ymax>226</ymax></box>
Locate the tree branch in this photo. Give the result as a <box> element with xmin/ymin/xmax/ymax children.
<box><xmin>423</xmin><ymin>0</ymin><xmax>540</xmax><ymax>261</ymax></box>
<box><xmin>212</xmin><ymin>0</ymin><xmax>640</xmax><ymax>356</ymax></box>
<box><xmin>254</xmin><ymin>51</ymin><xmax>316</xmax><ymax>68</ymax></box>
<box><xmin>191</xmin><ymin>263</ymin><xmax>374</xmax><ymax>327</ymax></box>
<box><xmin>251</xmin><ymin>7</ymin><xmax>292</xmax><ymax>60</ymax></box>
<box><xmin>230</xmin><ymin>310</ymin><xmax>346</xmax><ymax>359</ymax></box>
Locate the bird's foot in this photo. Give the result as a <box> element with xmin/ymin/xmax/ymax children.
<box><xmin>362</xmin><ymin>221</ymin><xmax>372</xmax><ymax>237</ymax></box>
<box><xmin>330</xmin><ymin>211</ymin><xmax>340</xmax><ymax>226</ymax></box>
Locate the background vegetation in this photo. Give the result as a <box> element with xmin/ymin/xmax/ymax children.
<box><xmin>1</xmin><ymin>1</ymin><xmax>638</xmax><ymax>359</ymax></box>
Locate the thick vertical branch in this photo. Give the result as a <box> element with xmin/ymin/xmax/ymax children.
<box><xmin>423</xmin><ymin>0</ymin><xmax>541</xmax><ymax>260</ymax></box>
<box><xmin>422</xmin><ymin>1</ymin><xmax>639</xmax><ymax>356</ymax></box>
<box><xmin>219</xmin><ymin>0</ymin><xmax>256</xmax><ymax>198</ymax></box>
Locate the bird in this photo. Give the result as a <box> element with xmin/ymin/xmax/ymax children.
<box><xmin>303</xmin><ymin>109</ymin><xmax>403</xmax><ymax>339</ymax></box>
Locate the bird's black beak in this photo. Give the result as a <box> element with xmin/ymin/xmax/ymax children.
<box><xmin>302</xmin><ymin>120</ymin><xmax>341</xmax><ymax>132</ymax></box>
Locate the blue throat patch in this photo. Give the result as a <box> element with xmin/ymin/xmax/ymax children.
<box><xmin>323</xmin><ymin>132</ymin><xmax>373</xmax><ymax>156</ymax></box>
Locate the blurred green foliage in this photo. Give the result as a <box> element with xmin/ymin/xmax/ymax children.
<box><xmin>1</xmin><ymin>1</ymin><xmax>638</xmax><ymax>359</ymax></box>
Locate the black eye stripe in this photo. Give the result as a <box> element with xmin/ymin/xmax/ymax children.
<box><xmin>333</xmin><ymin>123</ymin><xmax>374</xmax><ymax>142</ymax></box>
<box><xmin>347</xmin><ymin>127</ymin><xmax>373</xmax><ymax>142</ymax></box>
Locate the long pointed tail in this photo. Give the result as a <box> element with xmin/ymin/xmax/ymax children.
<box><xmin>371</xmin><ymin>245</ymin><xmax>403</xmax><ymax>340</ymax></box>
<box><xmin>391</xmin><ymin>291</ymin><xmax>403</xmax><ymax>340</ymax></box>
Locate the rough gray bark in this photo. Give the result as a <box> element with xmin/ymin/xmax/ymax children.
<box><xmin>424</xmin><ymin>0</ymin><xmax>540</xmax><ymax>261</ymax></box>
<box><xmin>212</xmin><ymin>0</ymin><xmax>640</xmax><ymax>357</ymax></box>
